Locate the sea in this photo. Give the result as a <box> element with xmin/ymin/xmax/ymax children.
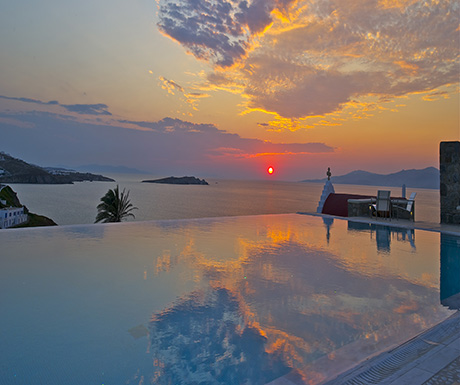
<box><xmin>7</xmin><ymin>174</ymin><xmax>440</xmax><ymax>226</ymax></box>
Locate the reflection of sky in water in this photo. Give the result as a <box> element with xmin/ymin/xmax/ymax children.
<box><xmin>0</xmin><ymin>214</ymin><xmax>458</xmax><ymax>385</ymax></box>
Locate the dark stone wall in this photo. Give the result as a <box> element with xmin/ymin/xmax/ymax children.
<box><xmin>440</xmin><ymin>141</ymin><xmax>460</xmax><ymax>224</ymax></box>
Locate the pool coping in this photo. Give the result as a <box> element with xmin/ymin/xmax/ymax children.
<box><xmin>297</xmin><ymin>211</ymin><xmax>460</xmax><ymax>236</ymax></box>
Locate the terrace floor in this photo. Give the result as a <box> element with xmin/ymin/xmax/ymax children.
<box><xmin>324</xmin><ymin>311</ymin><xmax>460</xmax><ymax>385</ymax></box>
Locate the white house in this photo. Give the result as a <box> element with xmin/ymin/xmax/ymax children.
<box><xmin>0</xmin><ymin>207</ymin><xmax>28</xmax><ymax>229</ymax></box>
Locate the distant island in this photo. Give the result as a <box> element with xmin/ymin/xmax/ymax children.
<box><xmin>142</xmin><ymin>176</ymin><xmax>209</xmax><ymax>185</ymax></box>
<box><xmin>301</xmin><ymin>167</ymin><xmax>439</xmax><ymax>189</ymax></box>
<box><xmin>0</xmin><ymin>152</ymin><xmax>115</xmax><ymax>184</ymax></box>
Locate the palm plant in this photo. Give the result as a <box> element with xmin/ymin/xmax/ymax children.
<box><xmin>95</xmin><ymin>185</ymin><xmax>137</xmax><ymax>223</ymax></box>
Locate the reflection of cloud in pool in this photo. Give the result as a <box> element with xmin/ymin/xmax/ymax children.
<box><xmin>61</xmin><ymin>224</ymin><xmax>107</xmax><ymax>239</ymax></box>
<box><xmin>142</xmin><ymin>216</ymin><xmax>449</xmax><ymax>381</ymax></box>
<box><xmin>148</xmin><ymin>287</ymin><xmax>291</xmax><ymax>384</ymax></box>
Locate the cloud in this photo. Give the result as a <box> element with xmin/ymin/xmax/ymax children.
<box><xmin>119</xmin><ymin>117</ymin><xmax>334</xmax><ymax>156</ymax></box>
<box><xmin>159</xmin><ymin>0</ymin><xmax>459</xmax><ymax>119</ymax></box>
<box><xmin>0</xmin><ymin>110</ymin><xmax>334</xmax><ymax>178</ymax></box>
<box><xmin>61</xmin><ymin>103</ymin><xmax>112</xmax><ymax>116</ymax></box>
<box><xmin>208</xmin><ymin>141</ymin><xmax>334</xmax><ymax>159</ymax></box>
<box><xmin>254</xmin><ymin>1</ymin><xmax>459</xmax><ymax>118</ymax></box>
<box><xmin>157</xmin><ymin>0</ymin><xmax>296</xmax><ymax>67</ymax></box>
<box><xmin>244</xmin><ymin>59</ymin><xmax>378</xmax><ymax>117</ymax></box>
<box><xmin>252</xmin><ymin>0</ymin><xmax>459</xmax><ymax>118</ymax></box>
<box><xmin>0</xmin><ymin>95</ymin><xmax>59</xmax><ymax>105</ymax></box>
<box><xmin>119</xmin><ymin>117</ymin><xmax>221</xmax><ymax>134</ymax></box>
<box><xmin>159</xmin><ymin>76</ymin><xmax>185</xmax><ymax>94</ymax></box>
<box><xmin>0</xmin><ymin>95</ymin><xmax>112</xmax><ymax>116</ymax></box>
<box><xmin>0</xmin><ymin>117</ymin><xmax>35</xmax><ymax>129</ymax></box>
<box><xmin>158</xmin><ymin>76</ymin><xmax>211</xmax><ymax>111</ymax></box>
<box><xmin>422</xmin><ymin>90</ymin><xmax>450</xmax><ymax>102</ymax></box>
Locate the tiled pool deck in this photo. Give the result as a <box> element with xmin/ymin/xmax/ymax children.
<box><xmin>288</xmin><ymin>213</ymin><xmax>460</xmax><ymax>385</ymax></box>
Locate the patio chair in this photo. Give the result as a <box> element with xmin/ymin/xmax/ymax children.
<box><xmin>393</xmin><ymin>192</ymin><xmax>416</xmax><ymax>221</ymax></box>
<box><xmin>369</xmin><ymin>190</ymin><xmax>392</xmax><ymax>219</ymax></box>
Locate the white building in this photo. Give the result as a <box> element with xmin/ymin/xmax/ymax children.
<box><xmin>0</xmin><ymin>207</ymin><xmax>28</xmax><ymax>229</ymax></box>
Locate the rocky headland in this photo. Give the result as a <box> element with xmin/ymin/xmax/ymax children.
<box><xmin>142</xmin><ymin>176</ymin><xmax>209</xmax><ymax>185</ymax></box>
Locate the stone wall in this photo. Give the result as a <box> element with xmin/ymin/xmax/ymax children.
<box><xmin>440</xmin><ymin>141</ymin><xmax>460</xmax><ymax>224</ymax></box>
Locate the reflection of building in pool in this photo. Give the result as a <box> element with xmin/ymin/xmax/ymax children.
<box><xmin>347</xmin><ymin>221</ymin><xmax>415</xmax><ymax>252</ymax></box>
<box><xmin>347</xmin><ymin>221</ymin><xmax>460</xmax><ymax>310</ymax></box>
<box><xmin>148</xmin><ymin>287</ymin><xmax>292</xmax><ymax>385</ymax></box>
<box><xmin>322</xmin><ymin>217</ymin><xmax>334</xmax><ymax>243</ymax></box>
<box><xmin>440</xmin><ymin>233</ymin><xmax>460</xmax><ymax>310</ymax></box>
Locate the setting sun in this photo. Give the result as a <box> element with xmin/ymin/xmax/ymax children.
<box><xmin>268</xmin><ymin>166</ymin><xmax>274</xmax><ymax>175</ymax></box>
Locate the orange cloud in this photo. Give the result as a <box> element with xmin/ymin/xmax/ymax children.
<box><xmin>158</xmin><ymin>76</ymin><xmax>211</xmax><ymax>112</ymax></box>
<box><xmin>394</xmin><ymin>60</ymin><xmax>419</xmax><ymax>75</ymax></box>
<box><xmin>164</xmin><ymin>0</ymin><xmax>458</xmax><ymax>121</ymax></box>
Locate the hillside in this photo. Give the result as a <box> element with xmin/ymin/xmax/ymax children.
<box><xmin>0</xmin><ymin>152</ymin><xmax>114</xmax><ymax>184</ymax></box>
<box><xmin>0</xmin><ymin>184</ymin><xmax>22</xmax><ymax>207</ymax></box>
<box><xmin>301</xmin><ymin>167</ymin><xmax>439</xmax><ymax>189</ymax></box>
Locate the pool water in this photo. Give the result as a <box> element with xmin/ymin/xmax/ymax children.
<box><xmin>0</xmin><ymin>214</ymin><xmax>458</xmax><ymax>384</ymax></box>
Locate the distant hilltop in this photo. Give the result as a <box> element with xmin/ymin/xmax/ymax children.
<box><xmin>142</xmin><ymin>176</ymin><xmax>209</xmax><ymax>185</ymax></box>
<box><xmin>302</xmin><ymin>167</ymin><xmax>439</xmax><ymax>189</ymax></box>
<box><xmin>74</xmin><ymin>164</ymin><xmax>147</xmax><ymax>175</ymax></box>
<box><xmin>0</xmin><ymin>152</ymin><xmax>115</xmax><ymax>184</ymax></box>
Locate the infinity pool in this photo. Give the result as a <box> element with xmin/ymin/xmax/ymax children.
<box><xmin>0</xmin><ymin>214</ymin><xmax>458</xmax><ymax>384</ymax></box>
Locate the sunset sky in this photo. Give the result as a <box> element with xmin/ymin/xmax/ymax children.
<box><xmin>0</xmin><ymin>0</ymin><xmax>458</xmax><ymax>180</ymax></box>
